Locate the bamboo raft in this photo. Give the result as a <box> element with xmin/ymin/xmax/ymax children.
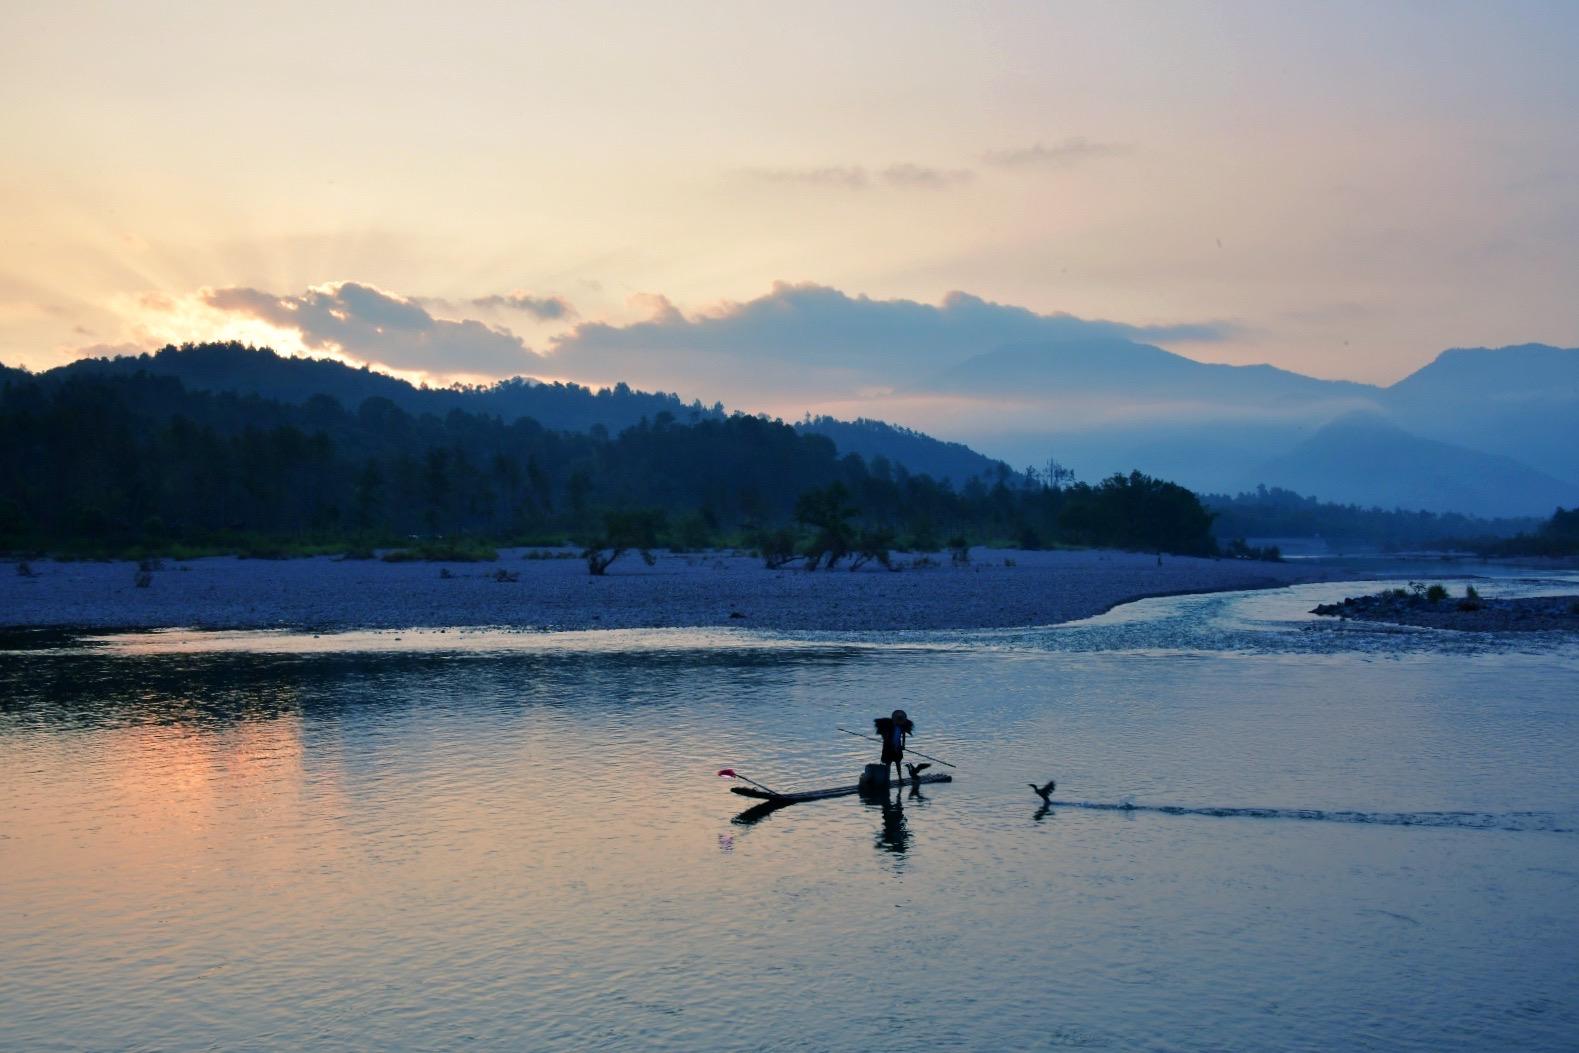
<box><xmin>729</xmin><ymin>771</ymin><xmax>953</xmax><ymax>804</ymax></box>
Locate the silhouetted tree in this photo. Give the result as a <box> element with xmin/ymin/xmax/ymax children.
<box><xmin>795</xmin><ymin>482</ymin><xmax>858</xmax><ymax>570</ymax></box>
<box><xmin>583</xmin><ymin>508</ymin><xmax>666</xmax><ymax>575</ymax></box>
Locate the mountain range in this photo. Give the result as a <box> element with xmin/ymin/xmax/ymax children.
<box><xmin>5</xmin><ymin>337</ymin><xmax>1575</xmax><ymax>517</ymax></box>
<box><xmin>4</xmin><ymin>344</ymin><xmax>1010</xmax><ymax>487</ymax></box>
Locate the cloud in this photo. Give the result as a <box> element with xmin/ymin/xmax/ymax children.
<box><xmin>470</xmin><ymin>292</ymin><xmax>577</xmax><ymax>322</ymax></box>
<box><xmin>463</xmin><ymin>292</ymin><xmax>577</xmax><ymax>320</ymax></box>
<box><xmin>551</xmin><ymin>281</ymin><xmax>1235</xmax><ymax>401</ymax></box>
<box><xmin>628</xmin><ymin>292</ymin><xmax>685</xmax><ymax>325</ymax></box>
<box><xmin>741</xmin><ymin>165</ymin><xmax>870</xmax><ymax>190</ymax></box>
<box><xmin>740</xmin><ymin>162</ymin><xmax>975</xmax><ymax>191</ymax></box>
<box><xmin>204</xmin><ymin>281</ymin><xmax>544</xmax><ymax>374</ymax></box>
<box><xmin>174</xmin><ymin>277</ymin><xmax>1236</xmax><ymax>410</ymax></box>
<box><xmin>983</xmin><ymin>137</ymin><xmax>1130</xmax><ymax>168</ymax></box>
<box><xmin>880</xmin><ymin>163</ymin><xmax>974</xmax><ymax>189</ymax></box>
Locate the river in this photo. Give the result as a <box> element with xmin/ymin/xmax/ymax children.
<box><xmin>3</xmin><ymin>572</ymin><xmax>1577</xmax><ymax>1051</ymax></box>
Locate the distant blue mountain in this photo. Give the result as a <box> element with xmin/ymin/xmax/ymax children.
<box><xmin>924</xmin><ymin>337</ymin><xmax>1377</xmax><ymax>405</ymax></box>
<box><xmin>1254</xmin><ymin>412</ymin><xmax>1579</xmax><ymax>517</ymax></box>
<box><xmin>928</xmin><ymin>337</ymin><xmax>1577</xmax><ymax>515</ymax></box>
<box><xmin>1387</xmin><ymin>343</ymin><xmax>1579</xmax><ymax>402</ymax></box>
<box><xmin>1382</xmin><ymin>343</ymin><xmax>1579</xmax><ymax>483</ymax></box>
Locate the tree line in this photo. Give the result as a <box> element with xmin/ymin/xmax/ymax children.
<box><xmin>1462</xmin><ymin>507</ymin><xmax>1579</xmax><ymax>558</ymax></box>
<box><xmin>1205</xmin><ymin>485</ymin><xmax>1540</xmax><ymax>550</ymax></box>
<box><xmin>0</xmin><ymin>369</ymin><xmax>1219</xmax><ymax>559</ymax></box>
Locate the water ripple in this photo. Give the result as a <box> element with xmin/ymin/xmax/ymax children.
<box><xmin>1042</xmin><ymin>799</ymin><xmax>1576</xmax><ymax>833</ymax></box>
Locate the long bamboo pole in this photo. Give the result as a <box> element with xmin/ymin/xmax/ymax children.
<box><xmin>835</xmin><ymin>726</ymin><xmax>959</xmax><ymax>769</ymax></box>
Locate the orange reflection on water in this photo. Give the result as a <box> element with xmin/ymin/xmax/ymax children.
<box><xmin>2</xmin><ymin>708</ymin><xmax>337</xmax><ymax>893</ymax></box>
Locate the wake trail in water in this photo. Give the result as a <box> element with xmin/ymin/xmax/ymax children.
<box><xmin>1046</xmin><ymin>800</ymin><xmax>1574</xmax><ymax>834</ymax></box>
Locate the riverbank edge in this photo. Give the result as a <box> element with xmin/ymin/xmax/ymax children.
<box><xmin>1312</xmin><ymin>589</ymin><xmax>1579</xmax><ymax>633</ymax></box>
<box><xmin>1</xmin><ymin>547</ymin><xmax>1369</xmax><ymax>638</ymax></box>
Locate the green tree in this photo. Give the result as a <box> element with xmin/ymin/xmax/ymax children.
<box><xmin>795</xmin><ymin>482</ymin><xmax>857</xmax><ymax>570</ymax></box>
<box><xmin>583</xmin><ymin>508</ymin><xmax>666</xmax><ymax>575</ymax></box>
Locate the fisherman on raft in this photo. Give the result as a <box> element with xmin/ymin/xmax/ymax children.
<box><xmin>874</xmin><ymin>708</ymin><xmax>915</xmax><ymax>786</ymax></box>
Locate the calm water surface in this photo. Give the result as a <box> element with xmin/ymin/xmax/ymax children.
<box><xmin>3</xmin><ymin>575</ymin><xmax>1578</xmax><ymax>1051</ymax></box>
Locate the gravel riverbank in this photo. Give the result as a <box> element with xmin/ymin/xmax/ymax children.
<box><xmin>1312</xmin><ymin>589</ymin><xmax>1579</xmax><ymax>632</ymax></box>
<box><xmin>2</xmin><ymin>547</ymin><xmax>1345</xmax><ymax>634</ymax></box>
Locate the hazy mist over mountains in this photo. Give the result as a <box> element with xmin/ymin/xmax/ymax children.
<box><xmin>907</xmin><ymin>337</ymin><xmax>1579</xmax><ymax>516</ymax></box>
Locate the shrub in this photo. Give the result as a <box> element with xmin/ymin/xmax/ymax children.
<box><xmin>848</xmin><ymin>526</ymin><xmax>897</xmax><ymax>571</ymax></box>
<box><xmin>237</xmin><ymin>544</ymin><xmax>292</xmax><ymax>560</ymax></box>
<box><xmin>1464</xmin><ymin>585</ymin><xmax>1480</xmax><ymax>600</ymax></box>
<box><xmin>383</xmin><ymin>541</ymin><xmax>498</xmax><ymax>562</ymax></box>
<box><xmin>1223</xmin><ymin>538</ymin><xmax>1283</xmax><ymax>561</ymax></box>
<box><xmin>1425</xmin><ymin>583</ymin><xmax>1449</xmax><ymax>603</ymax></box>
<box><xmin>757</xmin><ymin>527</ymin><xmax>803</xmax><ymax>569</ymax></box>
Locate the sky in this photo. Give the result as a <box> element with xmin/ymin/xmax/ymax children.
<box><xmin>2</xmin><ymin>0</ymin><xmax>1577</xmax><ymax>421</ymax></box>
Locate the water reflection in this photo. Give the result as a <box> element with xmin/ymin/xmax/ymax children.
<box><xmin>874</xmin><ymin>786</ymin><xmax>917</xmax><ymax>857</ymax></box>
<box><xmin>730</xmin><ymin>798</ymin><xmax>791</xmax><ymax>826</ymax></box>
<box><xmin>0</xmin><ymin>644</ymin><xmax>874</xmax><ymax>734</ymax></box>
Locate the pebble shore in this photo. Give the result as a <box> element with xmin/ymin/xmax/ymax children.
<box><xmin>2</xmin><ymin>548</ymin><xmax>1342</xmax><ymax>634</ymax></box>
<box><xmin>1312</xmin><ymin>590</ymin><xmax>1579</xmax><ymax>632</ymax></box>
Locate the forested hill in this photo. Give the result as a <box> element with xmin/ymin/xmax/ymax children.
<box><xmin>0</xmin><ymin>367</ymin><xmax>1217</xmax><ymax>557</ymax></box>
<box><xmin>30</xmin><ymin>343</ymin><xmax>1008</xmax><ymax>485</ymax></box>
<box><xmin>794</xmin><ymin>416</ymin><xmax>1010</xmax><ymax>487</ymax></box>
<box><xmin>38</xmin><ymin>342</ymin><xmax>710</xmax><ymax>435</ymax></box>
